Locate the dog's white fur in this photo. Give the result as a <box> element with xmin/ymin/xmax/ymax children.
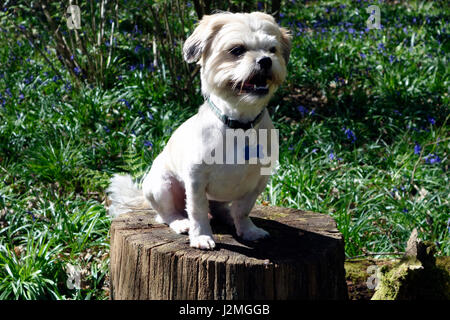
<box><xmin>107</xmin><ymin>12</ymin><xmax>291</xmax><ymax>250</ymax></box>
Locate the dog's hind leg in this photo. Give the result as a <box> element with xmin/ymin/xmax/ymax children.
<box><xmin>142</xmin><ymin>155</ymin><xmax>190</xmax><ymax>234</ymax></box>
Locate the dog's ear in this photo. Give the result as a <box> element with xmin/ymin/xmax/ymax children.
<box><xmin>279</xmin><ymin>27</ymin><xmax>292</xmax><ymax>65</ymax></box>
<box><xmin>183</xmin><ymin>14</ymin><xmax>226</xmax><ymax>64</ymax></box>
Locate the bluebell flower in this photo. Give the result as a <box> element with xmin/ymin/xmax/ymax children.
<box><xmin>297</xmin><ymin>105</ymin><xmax>308</xmax><ymax>116</ymax></box>
<box><xmin>103</xmin><ymin>125</ymin><xmax>110</xmax><ymax>133</ymax></box>
<box><xmin>343</xmin><ymin>127</ymin><xmax>356</xmax><ymax>143</ymax></box>
<box><xmin>360</xmin><ymin>52</ymin><xmax>366</xmax><ymax>59</ymax></box>
<box><xmin>402</xmin><ymin>208</ymin><xmax>409</xmax><ymax>213</ymax></box>
<box><xmin>414</xmin><ymin>143</ymin><xmax>421</xmax><ymax>155</ymax></box>
<box><xmin>74</xmin><ymin>66</ymin><xmax>81</xmax><ymax>75</ymax></box>
<box><xmin>144</xmin><ymin>140</ymin><xmax>153</xmax><ymax>147</ymax></box>
<box><xmin>329</xmin><ymin>152</ymin><xmax>335</xmax><ymax>160</ymax></box>
<box><xmin>424</xmin><ymin>154</ymin><xmax>441</xmax><ymax>164</ymax></box>
<box><xmin>119</xmin><ymin>99</ymin><xmax>131</xmax><ymax>109</ymax></box>
<box><xmin>427</xmin><ymin>116</ymin><xmax>435</xmax><ymax>125</ymax></box>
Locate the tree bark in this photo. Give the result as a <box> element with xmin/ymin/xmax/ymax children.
<box><xmin>110</xmin><ymin>205</ymin><xmax>348</xmax><ymax>300</ymax></box>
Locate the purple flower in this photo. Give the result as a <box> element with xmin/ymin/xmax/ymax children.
<box><xmin>119</xmin><ymin>99</ymin><xmax>131</xmax><ymax>109</ymax></box>
<box><xmin>74</xmin><ymin>66</ymin><xmax>81</xmax><ymax>75</ymax></box>
<box><xmin>343</xmin><ymin>127</ymin><xmax>356</xmax><ymax>143</ymax></box>
<box><xmin>18</xmin><ymin>93</ymin><xmax>24</xmax><ymax>100</ymax></box>
<box><xmin>414</xmin><ymin>143</ymin><xmax>421</xmax><ymax>155</ymax></box>
<box><xmin>329</xmin><ymin>152</ymin><xmax>335</xmax><ymax>160</ymax></box>
<box><xmin>144</xmin><ymin>140</ymin><xmax>153</xmax><ymax>147</ymax></box>
<box><xmin>424</xmin><ymin>154</ymin><xmax>441</xmax><ymax>164</ymax></box>
<box><xmin>389</xmin><ymin>55</ymin><xmax>395</xmax><ymax>63</ymax></box>
<box><xmin>134</xmin><ymin>45</ymin><xmax>142</xmax><ymax>53</ymax></box>
<box><xmin>360</xmin><ymin>52</ymin><xmax>366</xmax><ymax>59</ymax></box>
<box><xmin>297</xmin><ymin>105</ymin><xmax>308</xmax><ymax>116</ymax></box>
<box><xmin>348</xmin><ymin>28</ymin><xmax>355</xmax><ymax>34</ymax></box>
<box><xmin>427</xmin><ymin>116</ymin><xmax>435</xmax><ymax>125</ymax></box>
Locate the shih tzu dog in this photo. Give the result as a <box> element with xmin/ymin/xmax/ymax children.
<box><xmin>107</xmin><ymin>12</ymin><xmax>291</xmax><ymax>249</ymax></box>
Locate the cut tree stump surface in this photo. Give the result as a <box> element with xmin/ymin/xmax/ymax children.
<box><xmin>110</xmin><ymin>205</ymin><xmax>348</xmax><ymax>300</ymax></box>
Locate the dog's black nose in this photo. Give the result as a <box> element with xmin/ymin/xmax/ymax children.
<box><xmin>257</xmin><ymin>56</ymin><xmax>272</xmax><ymax>70</ymax></box>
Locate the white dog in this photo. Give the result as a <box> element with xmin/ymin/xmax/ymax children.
<box><xmin>107</xmin><ymin>12</ymin><xmax>291</xmax><ymax>250</ymax></box>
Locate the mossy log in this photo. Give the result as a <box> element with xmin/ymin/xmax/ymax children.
<box><xmin>109</xmin><ymin>205</ymin><xmax>348</xmax><ymax>300</ymax></box>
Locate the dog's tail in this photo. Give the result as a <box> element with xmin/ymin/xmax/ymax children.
<box><xmin>106</xmin><ymin>174</ymin><xmax>151</xmax><ymax>217</ymax></box>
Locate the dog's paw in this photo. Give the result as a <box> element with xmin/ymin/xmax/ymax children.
<box><xmin>190</xmin><ymin>235</ymin><xmax>216</xmax><ymax>250</ymax></box>
<box><xmin>169</xmin><ymin>219</ymin><xmax>190</xmax><ymax>234</ymax></box>
<box><xmin>240</xmin><ymin>226</ymin><xmax>270</xmax><ymax>241</ymax></box>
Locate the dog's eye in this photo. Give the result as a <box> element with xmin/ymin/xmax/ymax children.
<box><xmin>229</xmin><ymin>46</ymin><xmax>247</xmax><ymax>56</ymax></box>
<box><xmin>269</xmin><ymin>47</ymin><xmax>277</xmax><ymax>53</ymax></box>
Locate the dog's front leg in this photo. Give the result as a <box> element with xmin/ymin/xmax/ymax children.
<box><xmin>185</xmin><ymin>179</ymin><xmax>215</xmax><ymax>250</ymax></box>
<box><xmin>231</xmin><ymin>187</ymin><xmax>270</xmax><ymax>241</ymax></box>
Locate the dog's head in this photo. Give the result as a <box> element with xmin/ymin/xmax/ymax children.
<box><xmin>183</xmin><ymin>12</ymin><xmax>291</xmax><ymax>106</ymax></box>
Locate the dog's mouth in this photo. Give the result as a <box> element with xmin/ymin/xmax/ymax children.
<box><xmin>231</xmin><ymin>74</ymin><xmax>271</xmax><ymax>96</ymax></box>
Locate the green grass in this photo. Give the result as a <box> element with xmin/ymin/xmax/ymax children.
<box><xmin>0</xmin><ymin>0</ymin><xmax>449</xmax><ymax>299</ymax></box>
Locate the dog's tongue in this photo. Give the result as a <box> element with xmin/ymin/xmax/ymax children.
<box><xmin>242</xmin><ymin>80</ymin><xmax>268</xmax><ymax>90</ymax></box>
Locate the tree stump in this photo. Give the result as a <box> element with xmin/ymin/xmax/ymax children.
<box><xmin>110</xmin><ymin>205</ymin><xmax>348</xmax><ymax>300</ymax></box>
